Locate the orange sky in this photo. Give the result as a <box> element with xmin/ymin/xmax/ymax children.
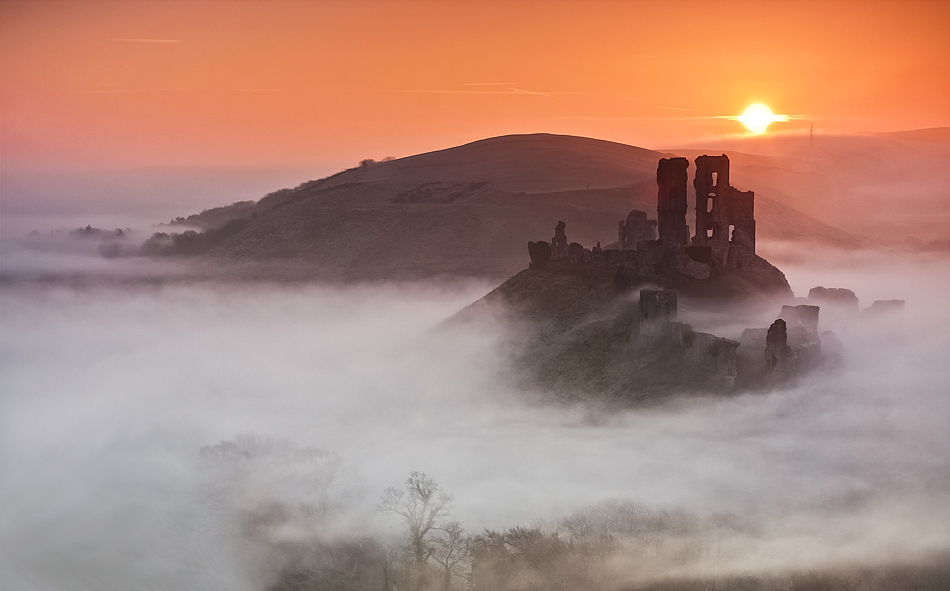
<box><xmin>2</xmin><ymin>0</ymin><xmax>949</xmax><ymax>170</ymax></box>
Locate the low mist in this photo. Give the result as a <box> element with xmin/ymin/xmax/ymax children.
<box><xmin>0</xmin><ymin>166</ymin><xmax>327</xmax><ymax>280</ymax></box>
<box><xmin>1</xmin><ymin>249</ymin><xmax>949</xmax><ymax>590</ymax></box>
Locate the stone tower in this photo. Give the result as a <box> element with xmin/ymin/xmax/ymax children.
<box><xmin>656</xmin><ymin>157</ymin><xmax>690</xmax><ymax>246</ymax></box>
<box><xmin>692</xmin><ymin>154</ymin><xmax>755</xmax><ymax>252</ymax></box>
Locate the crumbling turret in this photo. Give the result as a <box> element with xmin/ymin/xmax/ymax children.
<box><xmin>693</xmin><ymin>154</ymin><xmax>755</xmax><ymax>252</ymax></box>
<box><xmin>656</xmin><ymin>157</ymin><xmax>690</xmax><ymax>246</ymax></box>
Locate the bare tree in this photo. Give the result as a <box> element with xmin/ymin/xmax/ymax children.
<box><xmin>431</xmin><ymin>522</ymin><xmax>471</xmax><ymax>591</ymax></box>
<box><xmin>378</xmin><ymin>472</ymin><xmax>452</xmax><ymax>587</ymax></box>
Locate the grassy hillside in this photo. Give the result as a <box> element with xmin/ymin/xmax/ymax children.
<box><xmin>154</xmin><ymin>133</ymin><xmax>873</xmax><ymax>280</ymax></box>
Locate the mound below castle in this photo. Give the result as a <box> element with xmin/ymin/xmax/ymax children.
<box><xmin>453</xmin><ymin>154</ymin><xmax>835</xmax><ymax>405</ymax></box>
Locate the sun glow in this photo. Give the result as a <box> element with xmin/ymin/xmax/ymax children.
<box><xmin>737</xmin><ymin>104</ymin><xmax>786</xmax><ymax>134</ymax></box>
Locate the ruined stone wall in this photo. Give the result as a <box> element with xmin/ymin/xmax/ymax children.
<box><xmin>692</xmin><ymin>154</ymin><xmax>756</xmax><ymax>253</ymax></box>
<box><xmin>693</xmin><ymin>155</ymin><xmax>731</xmax><ymax>246</ymax></box>
<box><xmin>684</xmin><ymin>331</ymin><xmax>739</xmax><ymax>388</ymax></box>
<box><xmin>618</xmin><ymin>210</ymin><xmax>657</xmax><ymax>250</ymax></box>
<box><xmin>656</xmin><ymin>157</ymin><xmax>690</xmax><ymax>246</ymax></box>
<box><xmin>639</xmin><ymin>288</ymin><xmax>677</xmax><ymax>337</ymax></box>
<box><xmin>726</xmin><ymin>187</ymin><xmax>755</xmax><ymax>250</ymax></box>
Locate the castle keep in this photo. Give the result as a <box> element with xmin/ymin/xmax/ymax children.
<box><xmin>655</xmin><ymin>157</ymin><xmax>690</xmax><ymax>245</ymax></box>
<box><xmin>657</xmin><ymin>154</ymin><xmax>755</xmax><ymax>251</ymax></box>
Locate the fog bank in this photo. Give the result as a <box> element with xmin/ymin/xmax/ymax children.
<box><xmin>1</xmin><ymin>253</ymin><xmax>949</xmax><ymax>589</ymax></box>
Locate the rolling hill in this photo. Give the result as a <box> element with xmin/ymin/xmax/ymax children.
<box><xmin>157</xmin><ymin>133</ymin><xmax>873</xmax><ymax>281</ymax></box>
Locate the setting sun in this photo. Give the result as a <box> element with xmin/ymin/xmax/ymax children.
<box><xmin>737</xmin><ymin>104</ymin><xmax>787</xmax><ymax>134</ymax></box>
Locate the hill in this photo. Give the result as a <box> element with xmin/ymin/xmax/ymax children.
<box><xmin>153</xmin><ymin>133</ymin><xmax>872</xmax><ymax>281</ymax></box>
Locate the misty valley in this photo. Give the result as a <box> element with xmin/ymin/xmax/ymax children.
<box><xmin>2</xmin><ymin>134</ymin><xmax>950</xmax><ymax>591</ymax></box>
<box><xmin>2</xmin><ymin>263</ymin><xmax>948</xmax><ymax>590</ymax></box>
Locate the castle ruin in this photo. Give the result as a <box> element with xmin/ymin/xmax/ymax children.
<box><xmin>526</xmin><ymin>152</ymin><xmax>790</xmax><ymax>298</ymax></box>
<box><xmin>656</xmin><ymin>157</ymin><xmax>690</xmax><ymax>245</ymax></box>
<box><xmin>638</xmin><ymin>288</ymin><xmax>677</xmax><ymax>337</ymax></box>
<box><xmin>618</xmin><ymin>210</ymin><xmax>657</xmax><ymax>250</ymax></box>
<box><xmin>520</xmin><ymin>154</ymin><xmax>828</xmax><ymax>392</ymax></box>
<box><xmin>690</xmin><ymin>155</ymin><xmax>755</xmax><ymax>251</ymax></box>
<box><xmin>656</xmin><ymin>154</ymin><xmax>757</xmax><ymax>251</ymax></box>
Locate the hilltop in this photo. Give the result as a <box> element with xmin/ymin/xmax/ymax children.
<box><xmin>149</xmin><ymin>133</ymin><xmax>872</xmax><ymax>281</ymax></box>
